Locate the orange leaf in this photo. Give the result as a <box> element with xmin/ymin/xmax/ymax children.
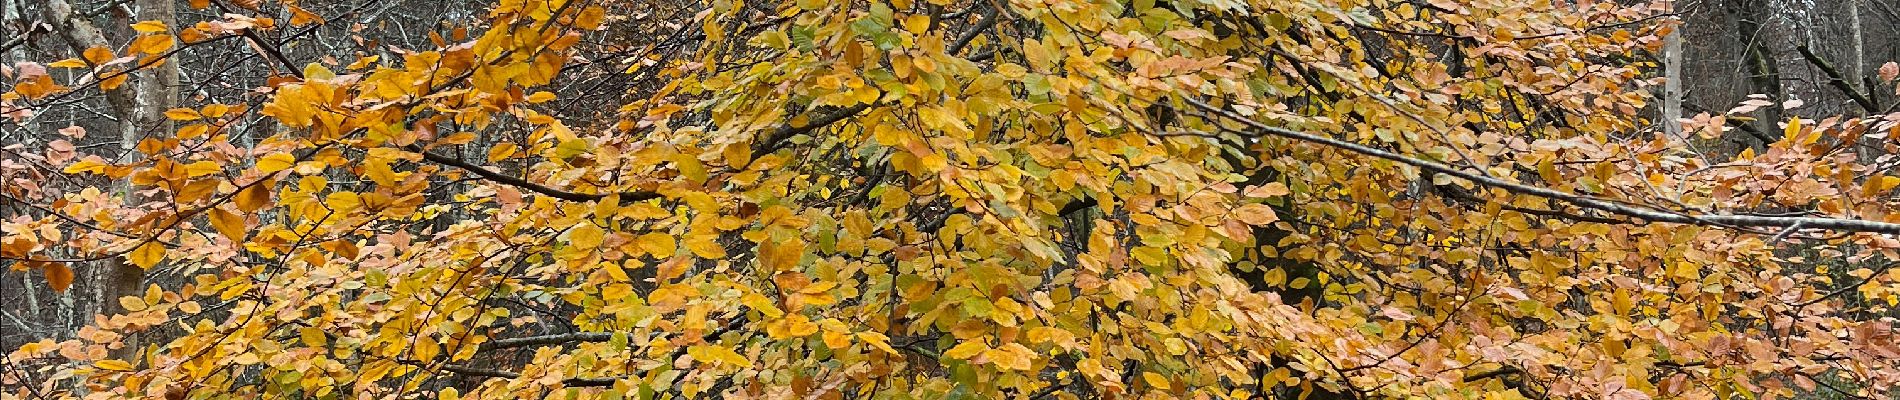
<box><xmin>1244</xmin><ymin>182</ymin><xmax>1290</xmax><ymax>197</ymax></box>
<box><xmin>42</xmin><ymin>263</ymin><xmax>74</xmax><ymax>292</ymax></box>
<box><xmin>207</xmin><ymin>207</ymin><xmax>246</xmax><ymax>240</ymax></box>
<box><xmin>81</xmin><ymin>46</ymin><xmax>114</xmax><ymax>65</ymax></box>
<box><xmin>235</xmin><ymin>180</ymin><xmax>274</xmax><ymax>212</ymax></box>
<box><xmin>130</xmin><ymin>21</ymin><xmax>169</xmax><ymax>33</ymax></box>
<box><xmin>1235</xmin><ymin>203</ymin><xmax>1279</xmax><ymax>225</ymax></box>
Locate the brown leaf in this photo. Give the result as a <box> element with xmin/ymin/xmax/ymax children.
<box><xmin>41</xmin><ymin>263</ymin><xmax>74</xmax><ymax>292</ymax></box>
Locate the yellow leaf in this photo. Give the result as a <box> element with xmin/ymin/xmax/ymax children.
<box><xmin>257</xmin><ymin>153</ymin><xmax>295</xmax><ymax>173</ymax></box>
<box><xmin>822</xmin><ymin>329</ymin><xmax>851</xmax><ymax>350</ymax></box>
<box><xmin>235</xmin><ymin>180</ymin><xmax>273</xmax><ymax>212</ymax></box>
<box><xmin>413</xmin><ymin>338</ymin><xmax>439</xmax><ymax>360</ymax></box>
<box><xmin>487</xmin><ymin>143</ymin><xmax>519</xmax><ymax>162</ymax></box>
<box><xmin>287</xmin><ymin>5</ymin><xmax>323</xmax><ymax>26</ymax></box>
<box><xmin>439</xmin><ymin>132</ymin><xmax>478</xmax><ymax>145</ymax></box>
<box><xmin>903</xmin><ymin>14</ymin><xmax>931</xmax><ymax>34</ymax></box>
<box><xmin>346</xmin><ymin>55</ymin><xmax>380</xmax><ymax>70</ymax></box>
<box><xmin>1235</xmin><ymin>203</ymin><xmax>1279</xmax><ymax>225</ymax></box>
<box><xmin>1868</xmin><ymin>176</ymin><xmax>1900</xmax><ymax>196</ymax></box>
<box><xmin>766</xmin><ymin>315</ymin><xmax>819</xmax><ymax>339</ymax></box>
<box><xmin>741</xmin><ymin>292</ymin><xmax>785</xmax><ymax>318</ymax></box>
<box><xmin>207</xmin><ymin>207</ymin><xmax>246</xmax><ymax>240</ymax></box>
<box><xmin>984</xmin><ymin>343</ymin><xmax>1035</xmax><ymax>370</ymax></box>
<box><xmin>100</xmin><ymin>75</ymin><xmax>128</xmax><ymax>91</ymax></box>
<box><xmin>176</xmin><ymin>124</ymin><xmax>210</xmax><ymax>139</ymax></box>
<box><xmin>96</xmin><ymin>359</ymin><xmax>135</xmax><ymax>371</ymax></box>
<box><xmin>553</xmin><ymin>138</ymin><xmax>590</xmax><ymax>159</ymax></box>
<box><xmin>569</xmin><ymin>224</ymin><xmax>605</xmax><ymax>251</ymax></box>
<box><xmin>1143</xmin><ymin>372</ymin><xmax>1171</xmax><ymax>390</ymax></box>
<box><xmin>688</xmin><ymin>345</ymin><xmax>751</xmax><ymax>367</ymax></box>
<box><xmin>364</xmin><ymin>160</ymin><xmax>400</xmax><ymax>186</ymax></box>
<box><xmin>300</xmin><ymin>327</ymin><xmax>328</xmax><ymax>347</ymax></box>
<box><xmin>184</xmin><ymin>161</ymin><xmax>221</xmax><ymax>177</ymax></box>
<box><xmin>574</xmin><ymin>6</ymin><xmax>606</xmax><ymax>30</ymax></box>
<box><xmin>858</xmin><ymin>332</ymin><xmax>899</xmax><ymax>355</ymax></box>
<box><xmin>1537</xmin><ymin>157</ymin><xmax>1560</xmax><ymax>183</ymax></box>
<box><xmin>303</xmin><ymin>63</ymin><xmax>335</xmax><ymax>80</ymax></box>
<box><xmin>119</xmin><ymin>296</ymin><xmax>148</xmax><ymax>312</ymax></box>
<box><xmin>944</xmin><ymin>341</ymin><xmax>988</xmax><ymax>360</ymax></box>
<box><xmin>48</xmin><ymin>58</ymin><xmax>88</xmax><ymax>68</ymax></box>
<box><xmin>525</xmin><ymin>91</ymin><xmax>557</xmax><ymax>103</ymax></box>
<box><xmin>637</xmin><ymin>233</ymin><xmax>676</xmax><ymax>258</ymax></box>
<box><xmin>325</xmin><ymin>192</ymin><xmax>361</xmax><ymax>212</ymax></box>
<box><xmin>129</xmin><ymin>241</ymin><xmax>165</xmax><ymax>269</ymax></box>
<box><xmin>686</xmin><ymin>235</ymin><xmax>726</xmax><ymax>258</ymax></box>
<box><xmin>63</xmin><ymin>159</ymin><xmax>108</xmax><ymax>174</ymax></box>
<box><xmin>760</xmin><ymin>238</ymin><xmax>805</xmax><ymax>272</ymax></box>
<box><xmin>1786</xmin><ymin>118</ymin><xmax>1812</xmax><ymax>145</ymax></box>
<box><xmin>1245</xmin><ymin>182</ymin><xmax>1290</xmax><ymax>197</ymax></box>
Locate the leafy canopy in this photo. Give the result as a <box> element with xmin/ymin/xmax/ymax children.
<box><xmin>6</xmin><ymin>0</ymin><xmax>1900</xmax><ymax>399</ymax></box>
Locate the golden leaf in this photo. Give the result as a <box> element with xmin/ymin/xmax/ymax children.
<box><xmin>207</xmin><ymin>207</ymin><xmax>246</xmax><ymax>240</ymax></box>
<box><xmin>944</xmin><ymin>341</ymin><xmax>987</xmax><ymax>360</ymax></box>
<box><xmin>568</xmin><ymin>224</ymin><xmax>605</xmax><ymax>251</ymax></box>
<box><xmin>129</xmin><ymin>241</ymin><xmax>166</xmax><ymax>269</ymax></box>
<box><xmin>256</xmin><ymin>153</ymin><xmax>295</xmax><ymax>173</ymax></box>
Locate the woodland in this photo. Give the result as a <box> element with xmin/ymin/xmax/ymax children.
<box><xmin>3</xmin><ymin>0</ymin><xmax>1900</xmax><ymax>399</ymax></box>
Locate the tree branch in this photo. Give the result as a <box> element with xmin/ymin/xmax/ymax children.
<box><xmin>746</xmin><ymin>4</ymin><xmax>1001</xmax><ymax>160</ymax></box>
<box><xmin>1181</xmin><ymin>97</ymin><xmax>1900</xmax><ymax>235</ymax></box>
<box><xmin>1463</xmin><ymin>366</ymin><xmax>1522</xmax><ymax>382</ymax></box>
<box><xmin>403</xmin><ymin>144</ymin><xmax>661</xmax><ymax>204</ymax></box>
<box><xmin>948</xmin><ymin>6</ymin><xmax>1000</xmax><ymax>55</ymax></box>
<box><xmin>1796</xmin><ymin>45</ymin><xmax>1879</xmax><ymax>114</ymax></box>
<box><xmin>436</xmin><ymin>363</ymin><xmax>617</xmax><ymax>387</ymax></box>
<box><xmin>477</xmin><ymin>332</ymin><xmax>613</xmax><ymax>352</ymax></box>
<box><xmin>0</xmin><ymin>0</ymin><xmax>137</xmax><ymax>53</ymax></box>
<box><xmin>749</xmin><ymin>103</ymin><xmax>874</xmax><ymax>160</ymax></box>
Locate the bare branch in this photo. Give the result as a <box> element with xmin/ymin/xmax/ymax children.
<box><xmin>1796</xmin><ymin>45</ymin><xmax>1879</xmax><ymax>114</ymax></box>
<box><xmin>477</xmin><ymin>332</ymin><xmax>613</xmax><ymax>352</ymax></box>
<box><xmin>1182</xmin><ymin>97</ymin><xmax>1900</xmax><ymax>235</ymax></box>
<box><xmin>405</xmin><ymin>144</ymin><xmax>661</xmax><ymax>204</ymax></box>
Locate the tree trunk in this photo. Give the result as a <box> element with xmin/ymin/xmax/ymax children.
<box><xmin>1662</xmin><ymin>5</ymin><xmax>1684</xmax><ymax>139</ymax></box>
<box><xmin>42</xmin><ymin>0</ymin><xmax>171</xmax><ymax>364</ymax></box>
<box><xmin>1731</xmin><ymin>0</ymin><xmax>1782</xmax><ymax>144</ymax></box>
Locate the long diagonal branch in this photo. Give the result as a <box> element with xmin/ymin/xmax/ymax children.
<box><xmin>1181</xmin><ymin>97</ymin><xmax>1900</xmax><ymax>235</ymax></box>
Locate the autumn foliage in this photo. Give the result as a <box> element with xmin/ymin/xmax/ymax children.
<box><xmin>5</xmin><ymin>0</ymin><xmax>1900</xmax><ymax>399</ymax></box>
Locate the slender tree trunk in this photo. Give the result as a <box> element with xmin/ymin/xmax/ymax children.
<box><xmin>1847</xmin><ymin>0</ymin><xmax>1867</xmax><ymax>98</ymax></box>
<box><xmin>1662</xmin><ymin>5</ymin><xmax>1684</xmax><ymax>139</ymax></box>
<box><xmin>43</xmin><ymin>0</ymin><xmax>172</xmax><ymax>364</ymax></box>
<box><xmin>135</xmin><ymin>0</ymin><xmax>178</xmax><ymax>136</ymax></box>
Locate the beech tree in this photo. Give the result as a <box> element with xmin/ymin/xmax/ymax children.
<box><xmin>4</xmin><ymin>0</ymin><xmax>1900</xmax><ymax>399</ymax></box>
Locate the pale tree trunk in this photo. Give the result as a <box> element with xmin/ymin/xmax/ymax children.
<box><xmin>100</xmin><ymin>0</ymin><xmax>179</xmax><ymax>364</ymax></box>
<box><xmin>42</xmin><ymin>0</ymin><xmax>135</xmax><ymax>143</ymax></box>
<box><xmin>44</xmin><ymin>0</ymin><xmax>170</xmax><ymax>364</ymax></box>
<box><xmin>134</xmin><ymin>0</ymin><xmax>178</xmax><ymax>136</ymax></box>
<box><xmin>1847</xmin><ymin>0</ymin><xmax>1864</xmax><ymax>89</ymax></box>
<box><xmin>1662</xmin><ymin>4</ymin><xmax>1684</xmax><ymax>139</ymax></box>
